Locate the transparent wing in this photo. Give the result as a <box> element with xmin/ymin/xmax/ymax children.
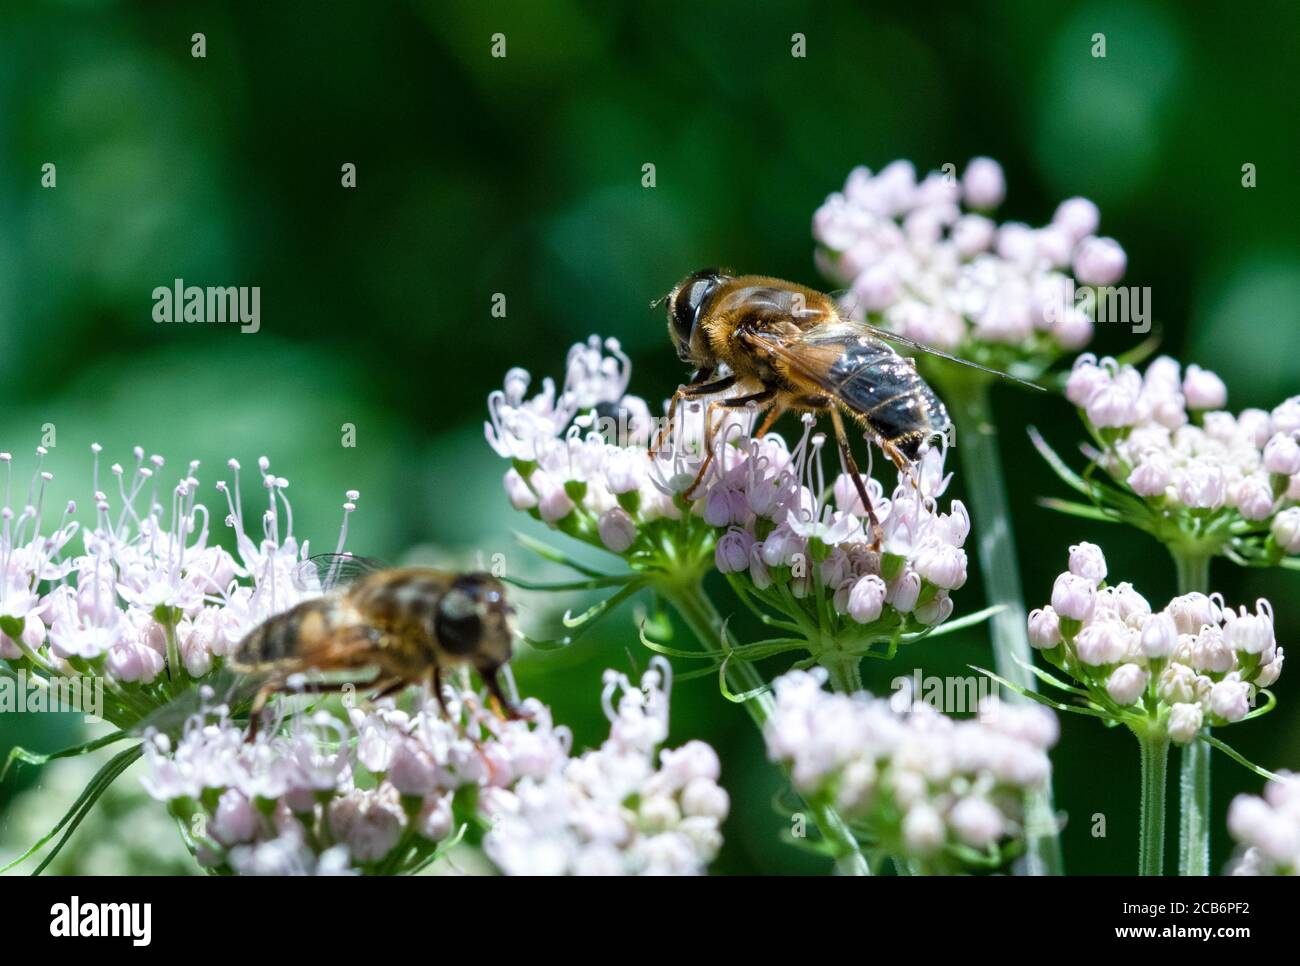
<box><xmin>293</xmin><ymin>553</ymin><xmax>386</xmax><ymax>593</ymax></box>
<box><xmin>830</xmin><ymin>289</ymin><xmax>1046</xmax><ymax>392</ymax></box>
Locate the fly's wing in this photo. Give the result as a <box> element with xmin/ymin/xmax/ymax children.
<box><xmin>831</xmin><ymin>289</ymin><xmax>1045</xmax><ymax>392</ymax></box>
<box><xmin>739</xmin><ymin>321</ymin><xmax>952</xmax><ymax>455</ymax></box>
<box><xmin>739</xmin><ymin>320</ymin><xmax>903</xmax><ymax>407</ymax></box>
<box><xmin>293</xmin><ymin>553</ymin><xmax>386</xmax><ymax>594</ymax></box>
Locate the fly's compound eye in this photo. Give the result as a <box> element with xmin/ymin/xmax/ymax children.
<box><xmin>668</xmin><ymin>270</ymin><xmax>727</xmax><ymax>357</ymax></box>
<box><xmin>435</xmin><ymin>588</ymin><xmax>481</xmax><ymax>655</ymax></box>
<box><xmin>670</xmin><ymin>287</ymin><xmax>698</xmax><ymax>350</ymax></box>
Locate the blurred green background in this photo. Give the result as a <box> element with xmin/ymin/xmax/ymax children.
<box><xmin>2</xmin><ymin>0</ymin><xmax>1298</xmax><ymax>874</ymax></box>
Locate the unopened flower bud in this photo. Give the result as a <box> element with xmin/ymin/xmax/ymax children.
<box><xmin>597</xmin><ymin>507</ymin><xmax>637</xmax><ymax>553</ymax></box>
<box><xmin>1027</xmin><ymin>607</ymin><xmax>1062</xmax><ymax>649</ymax></box>
<box><xmin>1105</xmin><ymin>663</ymin><xmax>1149</xmax><ymax>706</ymax></box>
<box><xmin>1051</xmin><ymin>572</ymin><xmax>1096</xmax><ymax>622</ymax></box>
<box><xmin>1167</xmin><ymin>702</ymin><xmax>1204</xmax><ymax>744</ymax></box>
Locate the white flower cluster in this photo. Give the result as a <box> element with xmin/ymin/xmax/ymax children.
<box><xmin>764</xmin><ymin>669</ymin><xmax>1056</xmax><ymax>870</ymax></box>
<box><xmin>1228</xmin><ymin>774</ymin><xmax>1300</xmax><ymax>875</ymax></box>
<box><xmin>483</xmin><ymin>661</ymin><xmax>728</xmax><ymax>875</ymax></box>
<box><xmin>0</xmin><ymin>445</ymin><xmax>356</xmax><ymax>716</ymax></box>
<box><xmin>142</xmin><ymin>659</ymin><xmax>727</xmax><ymax>876</ymax></box>
<box><xmin>1066</xmin><ymin>355</ymin><xmax>1300</xmax><ymax>556</ymax></box>
<box><xmin>1028</xmin><ymin>543</ymin><xmax>1283</xmax><ymax>742</ymax></box>
<box><xmin>707</xmin><ymin>416</ymin><xmax>968</xmax><ymax>631</ymax></box>
<box><xmin>814</xmin><ymin>158</ymin><xmax>1123</xmax><ymax>356</ymax></box>
<box><xmin>487</xmin><ymin>337</ymin><xmax>968</xmax><ymax>637</ymax></box>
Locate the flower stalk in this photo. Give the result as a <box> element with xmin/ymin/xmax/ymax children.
<box><xmin>1137</xmin><ymin>726</ymin><xmax>1170</xmax><ymax>876</ymax></box>
<box><xmin>658</xmin><ymin>577</ymin><xmax>872</xmax><ymax>876</ymax></box>
<box><xmin>941</xmin><ymin>370</ymin><xmax>1064</xmax><ymax>877</ymax></box>
<box><xmin>1172</xmin><ymin>546</ymin><xmax>1212</xmax><ymax>876</ymax></box>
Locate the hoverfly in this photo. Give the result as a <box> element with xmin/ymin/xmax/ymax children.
<box><xmin>660</xmin><ymin>269</ymin><xmax>1041</xmax><ymax>544</ymax></box>
<box><xmin>232</xmin><ymin>554</ymin><xmax>521</xmax><ymax>737</ymax></box>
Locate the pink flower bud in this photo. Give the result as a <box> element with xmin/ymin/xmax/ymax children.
<box><xmin>1027</xmin><ymin>607</ymin><xmax>1062</xmax><ymax>649</ymax></box>
<box><xmin>887</xmin><ymin>570</ymin><xmax>922</xmax><ymax>613</ymax></box>
<box><xmin>1210</xmin><ymin>678</ymin><xmax>1251</xmax><ymax>723</ymax></box>
<box><xmin>1073</xmin><ymin>621</ymin><xmax>1128</xmax><ymax>666</ymax></box>
<box><xmin>1271</xmin><ymin>507</ymin><xmax>1300</xmax><ymax>553</ymax></box>
<box><xmin>1256</xmin><ymin>647</ymin><xmax>1285</xmax><ymax>687</ymax></box>
<box><xmin>503</xmin><ymin>468</ymin><xmax>538</xmax><ymax>511</ymax></box>
<box><xmin>1052</xmin><ymin>197</ymin><xmax>1100</xmax><ymax>242</ymax></box>
<box><xmin>1235</xmin><ymin>475</ymin><xmax>1276</xmax><ymax>521</ymax></box>
<box><xmin>1182</xmin><ymin>364</ymin><xmax>1227</xmax><ymax>411</ymax></box>
<box><xmin>1264</xmin><ymin>433</ymin><xmax>1300</xmax><ymax>475</ymax></box>
<box><xmin>1073</xmin><ymin>236</ymin><xmax>1127</xmax><ymax>286</ymax></box>
<box><xmin>748</xmin><ymin>544</ymin><xmax>772</xmax><ymax>590</ymax></box>
<box><xmin>961</xmin><ymin>157</ymin><xmax>1005</xmax><ymax>210</ymax></box>
<box><xmin>1051</xmin><ymin>572</ymin><xmax>1096</xmax><ymax>621</ymax></box>
<box><xmin>1127</xmin><ymin>457</ymin><xmax>1171</xmax><ymax>497</ymax></box>
<box><xmin>534</xmin><ymin>472</ymin><xmax>575</xmax><ymax>523</ymax></box>
<box><xmin>1105</xmin><ymin>663</ymin><xmax>1149</xmax><ymax>705</ymax></box>
<box><xmin>1177</xmin><ymin>461</ymin><xmax>1226</xmax><ymax>509</ymax></box>
<box><xmin>1167</xmin><ymin>702</ymin><xmax>1204</xmax><ymax>744</ymax></box>
<box><xmin>846</xmin><ymin>575</ymin><xmax>888</xmax><ymax>624</ymax></box>
<box><xmin>914</xmin><ymin>542</ymin><xmax>967</xmax><ymax>590</ymax></box>
<box><xmin>1139</xmin><ymin>612</ymin><xmax>1178</xmax><ymax>658</ymax></box>
<box><xmin>1065</xmin><ymin>357</ymin><xmax>1109</xmax><ymax>407</ymax></box>
<box><xmin>948</xmin><ymin>795</ymin><xmax>1004</xmax><ymax>847</ymax></box>
<box><xmin>1067</xmin><ymin>541</ymin><xmax>1107</xmax><ymax>585</ymax></box>
<box><xmin>951</xmin><ymin>214</ymin><xmax>995</xmax><ymax>257</ymax></box>
<box><xmin>1158</xmin><ymin>663</ymin><xmax>1198</xmax><ymax>705</ymax></box>
<box><xmin>714</xmin><ymin>527</ymin><xmax>753</xmax><ymax>574</ymax></box>
<box><xmin>597</xmin><ymin>507</ymin><xmax>637</xmax><ymax>553</ymax></box>
<box><xmin>1084</xmin><ymin>380</ymin><xmax>1139</xmax><ymax>428</ymax></box>
<box><xmin>914</xmin><ymin>592</ymin><xmax>953</xmax><ymax>626</ymax></box>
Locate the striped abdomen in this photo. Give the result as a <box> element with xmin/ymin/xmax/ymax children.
<box><xmin>820</xmin><ymin>335</ymin><xmax>950</xmax><ymax>460</ymax></box>
<box><xmin>232</xmin><ymin>597</ymin><xmax>345</xmax><ymax>671</ymax></box>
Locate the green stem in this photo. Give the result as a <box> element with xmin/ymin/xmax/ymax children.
<box><xmin>1137</xmin><ymin>728</ymin><xmax>1170</xmax><ymax>875</ymax></box>
<box><xmin>1171</xmin><ymin>547</ymin><xmax>1212</xmax><ymax>876</ymax></box>
<box><xmin>945</xmin><ymin>376</ymin><xmax>1063</xmax><ymax>876</ymax></box>
<box><xmin>821</xmin><ymin>653</ymin><xmax>863</xmax><ymax>694</ymax></box>
<box><xmin>662</xmin><ymin>579</ymin><xmax>871</xmax><ymax>876</ymax></box>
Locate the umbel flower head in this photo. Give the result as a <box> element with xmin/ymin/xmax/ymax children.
<box><xmin>0</xmin><ymin>444</ymin><xmax>358</xmax><ymax>728</ymax></box>
<box><xmin>1041</xmin><ymin>354</ymin><xmax>1300</xmax><ymax>569</ymax></box>
<box><xmin>1022</xmin><ymin>543</ymin><xmax>1282</xmax><ymax>743</ymax></box>
<box><xmin>486</xmin><ymin>337</ymin><xmax>978</xmax><ymax>672</ymax></box>
<box><xmin>1227</xmin><ymin>773</ymin><xmax>1300</xmax><ymax>875</ymax></box>
<box><xmin>142</xmin><ymin>657</ymin><xmax>728</xmax><ymax>876</ymax></box>
<box><xmin>0</xmin><ymin>443</ymin><xmax>368</xmax><ymax>875</ymax></box>
<box><xmin>763</xmin><ymin>668</ymin><xmax>1057</xmax><ymax>874</ymax></box>
<box><xmin>814</xmin><ymin>158</ymin><xmax>1123</xmax><ymax>375</ymax></box>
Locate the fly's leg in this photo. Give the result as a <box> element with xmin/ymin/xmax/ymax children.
<box><xmin>649</xmin><ymin>372</ymin><xmax>735</xmax><ymax>458</ymax></box>
<box><xmin>754</xmin><ymin>402</ymin><xmax>788</xmax><ymax>439</ymax></box>
<box><xmin>883</xmin><ymin>440</ymin><xmax>920</xmax><ymax>490</ymax></box>
<box><xmin>681</xmin><ymin>387</ymin><xmax>769</xmax><ymax>501</ymax></box>
<box><xmin>433</xmin><ymin>665</ymin><xmax>451</xmax><ymax>718</ymax></box>
<box><xmin>245</xmin><ymin>678</ymin><xmax>285</xmax><ymax>742</ymax></box>
<box><xmin>830</xmin><ymin>408</ymin><xmax>884</xmax><ymax>551</ymax></box>
<box><xmin>682</xmin><ymin>399</ymin><xmax>723</xmax><ymax>500</ymax></box>
<box><xmin>483</xmin><ymin>666</ymin><xmax>529</xmax><ymax>721</ymax></box>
